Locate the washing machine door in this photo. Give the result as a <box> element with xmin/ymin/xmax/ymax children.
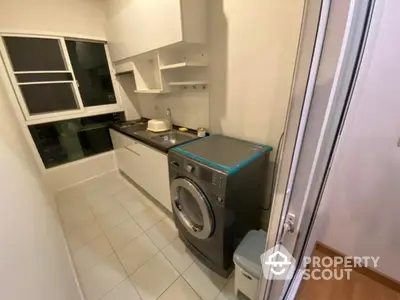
<box><xmin>170</xmin><ymin>177</ymin><xmax>214</xmax><ymax>240</ymax></box>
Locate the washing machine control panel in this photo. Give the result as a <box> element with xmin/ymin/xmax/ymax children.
<box><xmin>211</xmin><ymin>173</ymin><xmax>224</xmax><ymax>189</ymax></box>
<box><xmin>185</xmin><ymin>164</ymin><xmax>194</xmax><ymax>173</ymax></box>
<box><xmin>169</xmin><ymin>152</ymin><xmax>227</xmax><ymax>193</ymax></box>
<box><xmin>185</xmin><ymin>160</ymin><xmax>226</xmax><ymax>190</ymax></box>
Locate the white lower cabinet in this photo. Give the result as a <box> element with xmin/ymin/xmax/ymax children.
<box><xmin>109</xmin><ymin>129</ymin><xmax>172</xmax><ymax>212</ymax></box>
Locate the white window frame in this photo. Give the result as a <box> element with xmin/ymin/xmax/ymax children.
<box><xmin>0</xmin><ymin>33</ymin><xmax>123</xmax><ymax>125</ymax></box>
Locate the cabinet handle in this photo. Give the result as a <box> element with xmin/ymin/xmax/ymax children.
<box><xmin>241</xmin><ymin>271</ymin><xmax>253</xmax><ymax>280</ymax></box>
<box><xmin>124</xmin><ymin>146</ymin><xmax>140</xmax><ymax>156</ymax></box>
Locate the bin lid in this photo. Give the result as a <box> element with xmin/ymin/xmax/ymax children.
<box><xmin>233</xmin><ymin>230</ymin><xmax>267</xmax><ymax>279</ymax></box>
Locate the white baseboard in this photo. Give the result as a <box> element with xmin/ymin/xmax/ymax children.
<box><xmin>62</xmin><ymin>232</ymin><xmax>86</xmax><ymax>300</ymax></box>
<box><xmin>44</xmin><ymin>151</ymin><xmax>117</xmax><ymax>193</ymax></box>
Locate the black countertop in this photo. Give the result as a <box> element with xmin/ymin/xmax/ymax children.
<box><xmin>110</xmin><ymin>119</ymin><xmax>199</xmax><ymax>153</ymax></box>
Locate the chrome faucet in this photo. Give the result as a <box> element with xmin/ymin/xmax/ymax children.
<box><xmin>166</xmin><ymin>108</ymin><xmax>172</xmax><ymax>129</ymax></box>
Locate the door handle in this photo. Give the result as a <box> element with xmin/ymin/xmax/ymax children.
<box><xmin>279</xmin><ymin>213</ymin><xmax>295</xmax><ymax>244</ymax></box>
<box><xmin>124</xmin><ymin>146</ymin><xmax>140</xmax><ymax>156</ymax></box>
<box><xmin>175</xmin><ymin>200</ymin><xmax>182</xmax><ymax>211</ymax></box>
<box><xmin>170</xmin><ymin>161</ymin><xmax>180</xmax><ymax>167</ymax></box>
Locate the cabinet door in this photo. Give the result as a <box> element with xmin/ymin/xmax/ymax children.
<box><xmin>117</xmin><ymin>144</ymin><xmax>142</xmax><ymax>184</ymax></box>
<box><xmin>109</xmin><ymin>130</ymin><xmax>171</xmax><ymax>211</ymax></box>
<box><xmin>110</xmin><ymin>129</ymin><xmax>140</xmax><ymax>180</ymax></box>
<box><xmin>133</xmin><ymin>141</ymin><xmax>172</xmax><ymax>212</ymax></box>
<box><xmin>110</xmin><ymin>129</ymin><xmax>129</xmax><ymax>149</ymax></box>
<box><xmin>107</xmin><ymin>0</ymin><xmax>183</xmax><ymax>61</ymax></box>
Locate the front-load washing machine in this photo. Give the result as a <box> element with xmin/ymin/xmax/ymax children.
<box><xmin>168</xmin><ymin>135</ymin><xmax>272</xmax><ymax>277</ymax></box>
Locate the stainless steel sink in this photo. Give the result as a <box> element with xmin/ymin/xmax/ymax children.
<box><xmin>150</xmin><ymin>130</ymin><xmax>195</xmax><ymax>147</ymax></box>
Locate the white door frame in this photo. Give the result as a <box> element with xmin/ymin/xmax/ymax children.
<box><xmin>259</xmin><ymin>0</ymin><xmax>376</xmax><ymax>298</ymax></box>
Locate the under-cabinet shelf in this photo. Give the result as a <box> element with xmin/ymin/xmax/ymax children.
<box><xmin>134</xmin><ymin>89</ymin><xmax>167</xmax><ymax>94</ymax></box>
<box><xmin>160</xmin><ymin>62</ymin><xmax>208</xmax><ymax>70</ymax></box>
<box><xmin>169</xmin><ymin>81</ymin><xmax>208</xmax><ymax>86</ymax></box>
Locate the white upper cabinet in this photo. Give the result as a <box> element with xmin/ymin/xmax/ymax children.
<box><xmin>106</xmin><ymin>0</ymin><xmax>206</xmax><ymax>62</ymax></box>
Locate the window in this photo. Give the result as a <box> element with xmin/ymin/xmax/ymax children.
<box><xmin>29</xmin><ymin>113</ymin><xmax>124</xmax><ymax>168</ymax></box>
<box><xmin>2</xmin><ymin>36</ymin><xmax>80</xmax><ymax>117</ymax></box>
<box><xmin>3</xmin><ymin>37</ymin><xmax>67</xmax><ymax>71</ymax></box>
<box><xmin>66</xmin><ymin>40</ymin><xmax>116</xmax><ymax>107</ymax></box>
<box><xmin>20</xmin><ymin>83</ymin><xmax>78</xmax><ymax>115</ymax></box>
<box><xmin>1</xmin><ymin>36</ymin><xmax>120</xmax><ymax>121</ymax></box>
<box><xmin>0</xmin><ymin>34</ymin><xmax>123</xmax><ymax>170</ymax></box>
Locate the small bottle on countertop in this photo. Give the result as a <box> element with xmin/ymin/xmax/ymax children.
<box><xmin>197</xmin><ymin>127</ymin><xmax>207</xmax><ymax>137</ymax></box>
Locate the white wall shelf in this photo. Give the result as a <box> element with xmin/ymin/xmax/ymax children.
<box><xmin>114</xmin><ymin>61</ymin><xmax>134</xmax><ymax>75</ymax></box>
<box><xmin>159</xmin><ymin>45</ymin><xmax>208</xmax><ymax>91</ymax></box>
<box><xmin>114</xmin><ymin>40</ymin><xmax>208</xmax><ymax>94</ymax></box>
<box><xmin>131</xmin><ymin>52</ymin><xmax>170</xmax><ymax>93</ymax></box>
<box><xmin>134</xmin><ymin>89</ymin><xmax>166</xmax><ymax>94</ymax></box>
<box><xmin>169</xmin><ymin>81</ymin><xmax>208</xmax><ymax>86</ymax></box>
<box><xmin>160</xmin><ymin>62</ymin><xmax>207</xmax><ymax>70</ymax></box>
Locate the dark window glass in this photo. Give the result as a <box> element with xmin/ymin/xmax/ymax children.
<box><xmin>20</xmin><ymin>83</ymin><xmax>78</xmax><ymax>115</ymax></box>
<box><xmin>29</xmin><ymin>113</ymin><xmax>124</xmax><ymax>168</ymax></box>
<box><xmin>66</xmin><ymin>40</ymin><xmax>116</xmax><ymax>107</ymax></box>
<box><xmin>16</xmin><ymin>72</ymin><xmax>73</xmax><ymax>83</ymax></box>
<box><xmin>3</xmin><ymin>37</ymin><xmax>66</xmax><ymax>71</ymax></box>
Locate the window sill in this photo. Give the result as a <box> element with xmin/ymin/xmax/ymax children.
<box><xmin>25</xmin><ymin>105</ymin><xmax>124</xmax><ymax>125</ymax></box>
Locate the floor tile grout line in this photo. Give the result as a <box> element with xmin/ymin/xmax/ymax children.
<box><xmin>82</xmin><ymin>181</ymin><xmax>130</xmax><ymax>299</ymax></box>
<box><xmin>99</xmin><ymin>230</ymin><xmax>143</xmax><ymax>300</ymax></box>
<box><xmin>117</xmin><ymin>175</ymin><xmax>172</xmax><ymax>221</ymax></box>
<box><xmin>159</xmin><ymin>237</ymin><xmax>194</xmax><ymax>274</ymax></box>
<box><xmin>183</xmin><ymin>258</ymin><xmax>233</xmax><ymax>300</ymax></box>
<box><xmin>91</xmin><ymin>190</ymin><xmax>134</xmax><ymax>233</ymax></box>
<box><xmin>144</xmin><ymin>218</ymin><xmax>178</xmax><ymax>250</ymax></box>
<box><xmin>93</xmin><ymin>177</ymin><xmax>168</xmax><ymax>277</ymax></box>
<box><xmin>90</xmin><ymin>186</ymin><xmax>137</xmax><ymax>277</ymax></box>
<box><xmin>145</xmin><ymin>250</ymin><xmax>182</xmax><ymax>300</ymax></box>
<box><xmin>61</xmin><ymin>174</ymin><xmax>213</xmax><ymax>300</ymax></box>
<box><xmin>128</xmin><ymin>248</ymin><xmax>166</xmax><ymax>298</ymax></box>
<box><xmin>83</xmin><ymin>176</ymin><xmax>138</xmax><ymax>300</ymax></box>
<box><xmin>131</xmin><ymin>208</ymin><xmax>167</xmax><ymax>232</ymax></box>
<box><xmin>104</xmin><ymin>218</ymin><xmax>144</xmax><ymax>253</ymax></box>
<box><xmin>126</xmin><ymin>246</ymin><xmax>183</xmax><ymax>300</ymax></box>
<box><xmin>58</xmin><ymin>177</ymin><xmax>119</xmax><ymax>300</ymax></box>
<box><xmin>115</xmin><ymin>192</ymin><xmax>165</xmax><ymax>226</ymax></box>
<box><xmin>213</xmin><ymin>269</ymin><xmax>235</xmax><ymax>300</ymax></box>
<box><xmin>155</xmin><ymin>273</ymin><xmax>181</xmax><ymax>300</ymax></box>
<box><xmin>122</xmin><ymin>232</ymin><xmax>161</xmax><ymax>277</ymax></box>
<box><xmin>154</xmin><ymin>243</ymin><xmax>200</xmax><ymax>299</ymax></box>
<box><xmin>66</xmin><ymin>222</ymin><xmax>102</xmax><ymax>253</ymax></box>
<box><xmin>180</xmin><ymin>272</ymin><xmax>206</xmax><ymax>300</ymax></box>
<box><xmin>58</xmin><ymin>191</ymin><xmax>105</xmax><ymax>272</ymax></box>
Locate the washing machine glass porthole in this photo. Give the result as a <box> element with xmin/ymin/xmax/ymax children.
<box><xmin>171</xmin><ymin>178</ymin><xmax>214</xmax><ymax>240</ymax></box>
<box><xmin>178</xmin><ymin>187</ymin><xmax>204</xmax><ymax>230</ymax></box>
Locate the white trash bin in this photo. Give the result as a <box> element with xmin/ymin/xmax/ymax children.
<box><xmin>233</xmin><ymin>230</ymin><xmax>267</xmax><ymax>300</ymax></box>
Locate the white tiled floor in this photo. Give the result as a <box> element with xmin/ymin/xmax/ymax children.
<box><xmin>56</xmin><ymin>172</ymin><xmax>235</xmax><ymax>300</ymax></box>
